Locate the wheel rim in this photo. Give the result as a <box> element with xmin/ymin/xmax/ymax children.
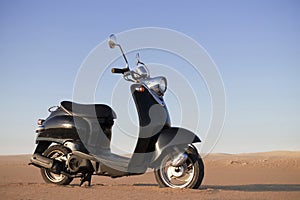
<box><xmin>43</xmin><ymin>149</ymin><xmax>66</xmax><ymax>183</ymax></box>
<box><xmin>159</xmin><ymin>154</ymin><xmax>195</xmax><ymax>188</ymax></box>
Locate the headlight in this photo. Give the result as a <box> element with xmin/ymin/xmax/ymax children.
<box><xmin>159</xmin><ymin>77</ymin><xmax>167</xmax><ymax>94</ymax></box>
<box><xmin>143</xmin><ymin>76</ymin><xmax>167</xmax><ymax>96</ymax></box>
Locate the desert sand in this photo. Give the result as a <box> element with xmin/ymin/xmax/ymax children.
<box><xmin>1</xmin><ymin>151</ymin><xmax>299</xmax><ymax>200</ymax></box>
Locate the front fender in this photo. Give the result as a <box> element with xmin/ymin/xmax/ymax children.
<box><xmin>150</xmin><ymin>127</ymin><xmax>201</xmax><ymax>167</ymax></box>
<box><xmin>157</xmin><ymin>127</ymin><xmax>200</xmax><ymax>150</ymax></box>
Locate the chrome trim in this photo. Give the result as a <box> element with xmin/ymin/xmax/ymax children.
<box><xmin>171</xmin><ymin>153</ymin><xmax>188</xmax><ymax>167</ymax></box>
<box><xmin>135</xmin><ymin>66</ymin><xmax>149</xmax><ymax>79</ymax></box>
<box><xmin>142</xmin><ymin>76</ymin><xmax>167</xmax><ymax>96</ymax></box>
<box><xmin>35</xmin><ymin>125</ymin><xmax>45</xmax><ymax>133</ymax></box>
<box><xmin>60</xmin><ymin>105</ymin><xmax>72</xmax><ymax>115</ymax></box>
<box><xmin>123</xmin><ymin>69</ymin><xmax>167</xmax><ymax>106</ymax></box>
<box><xmin>142</xmin><ymin>83</ymin><xmax>165</xmax><ymax>106</ymax></box>
<box><xmin>63</xmin><ymin>141</ymin><xmax>80</xmax><ymax>151</ymax></box>
<box><xmin>48</xmin><ymin>106</ymin><xmax>59</xmax><ymax>112</ymax></box>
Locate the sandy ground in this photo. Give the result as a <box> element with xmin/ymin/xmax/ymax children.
<box><xmin>0</xmin><ymin>151</ymin><xmax>299</xmax><ymax>200</ymax></box>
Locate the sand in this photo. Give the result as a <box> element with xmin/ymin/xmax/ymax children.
<box><xmin>0</xmin><ymin>151</ymin><xmax>299</xmax><ymax>200</ymax></box>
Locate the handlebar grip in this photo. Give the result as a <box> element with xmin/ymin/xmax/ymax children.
<box><xmin>111</xmin><ymin>68</ymin><xmax>129</xmax><ymax>74</ymax></box>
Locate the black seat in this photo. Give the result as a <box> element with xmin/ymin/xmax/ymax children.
<box><xmin>61</xmin><ymin>101</ymin><xmax>117</xmax><ymax>119</ymax></box>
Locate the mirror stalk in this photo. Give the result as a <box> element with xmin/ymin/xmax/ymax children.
<box><xmin>116</xmin><ymin>44</ymin><xmax>129</xmax><ymax>69</ymax></box>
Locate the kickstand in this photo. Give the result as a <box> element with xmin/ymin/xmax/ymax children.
<box><xmin>80</xmin><ymin>173</ymin><xmax>92</xmax><ymax>187</ymax></box>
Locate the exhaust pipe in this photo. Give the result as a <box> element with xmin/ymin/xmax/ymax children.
<box><xmin>30</xmin><ymin>154</ymin><xmax>53</xmax><ymax>169</ymax></box>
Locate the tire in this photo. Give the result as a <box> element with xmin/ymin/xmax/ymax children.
<box><xmin>40</xmin><ymin>145</ymin><xmax>73</xmax><ymax>185</ymax></box>
<box><xmin>154</xmin><ymin>149</ymin><xmax>204</xmax><ymax>189</ymax></box>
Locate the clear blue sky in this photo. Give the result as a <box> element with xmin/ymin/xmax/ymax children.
<box><xmin>0</xmin><ymin>0</ymin><xmax>299</xmax><ymax>155</ymax></box>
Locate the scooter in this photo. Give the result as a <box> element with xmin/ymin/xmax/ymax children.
<box><xmin>29</xmin><ymin>34</ymin><xmax>204</xmax><ymax>188</ymax></box>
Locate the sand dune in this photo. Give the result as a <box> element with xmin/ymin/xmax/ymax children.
<box><xmin>1</xmin><ymin>151</ymin><xmax>299</xmax><ymax>200</ymax></box>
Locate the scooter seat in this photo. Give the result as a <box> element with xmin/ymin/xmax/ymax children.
<box><xmin>61</xmin><ymin>101</ymin><xmax>117</xmax><ymax>119</ymax></box>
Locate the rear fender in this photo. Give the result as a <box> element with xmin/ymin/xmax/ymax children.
<box><xmin>33</xmin><ymin>141</ymin><xmax>52</xmax><ymax>154</ymax></box>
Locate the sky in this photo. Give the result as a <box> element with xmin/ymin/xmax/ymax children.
<box><xmin>0</xmin><ymin>0</ymin><xmax>299</xmax><ymax>155</ymax></box>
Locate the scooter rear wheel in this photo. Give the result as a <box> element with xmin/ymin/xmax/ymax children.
<box><xmin>154</xmin><ymin>150</ymin><xmax>204</xmax><ymax>189</ymax></box>
<box><xmin>40</xmin><ymin>145</ymin><xmax>73</xmax><ymax>185</ymax></box>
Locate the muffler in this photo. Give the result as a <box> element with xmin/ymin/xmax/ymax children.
<box><xmin>30</xmin><ymin>154</ymin><xmax>53</xmax><ymax>169</ymax></box>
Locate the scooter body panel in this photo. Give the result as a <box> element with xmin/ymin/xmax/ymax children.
<box><xmin>127</xmin><ymin>84</ymin><xmax>201</xmax><ymax>170</ymax></box>
<box><xmin>131</xmin><ymin>84</ymin><xmax>171</xmax><ymax>154</ymax></box>
<box><xmin>36</xmin><ymin>112</ymin><xmax>89</xmax><ymax>144</ymax></box>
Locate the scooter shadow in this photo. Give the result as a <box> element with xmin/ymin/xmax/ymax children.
<box><xmin>133</xmin><ymin>183</ymin><xmax>159</xmax><ymax>186</ymax></box>
<box><xmin>201</xmin><ymin>184</ymin><xmax>300</xmax><ymax>192</ymax></box>
<box><xmin>67</xmin><ymin>183</ymin><xmax>300</xmax><ymax>191</ymax></box>
<box><xmin>67</xmin><ymin>183</ymin><xmax>158</xmax><ymax>187</ymax></box>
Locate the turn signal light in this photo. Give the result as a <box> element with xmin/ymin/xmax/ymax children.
<box><xmin>136</xmin><ymin>85</ymin><xmax>145</xmax><ymax>93</ymax></box>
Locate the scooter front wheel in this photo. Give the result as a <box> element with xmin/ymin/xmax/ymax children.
<box><xmin>154</xmin><ymin>150</ymin><xmax>204</xmax><ymax>189</ymax></box>
<box><xmin>40</xmin><ymin>145</ymin><xmax>73</xmax><ymax>185</ymax></box>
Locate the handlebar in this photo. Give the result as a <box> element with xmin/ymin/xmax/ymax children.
<box><xmin>111</xmin><ymin>67</ymin><xmax>129</xmax><ymax>74</ymax></box>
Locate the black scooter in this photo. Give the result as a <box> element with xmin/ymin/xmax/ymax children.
<box><xmin>29</xmin><ymin>34</ymin><xmax>204</xmax><ymax>188</ymax></box>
